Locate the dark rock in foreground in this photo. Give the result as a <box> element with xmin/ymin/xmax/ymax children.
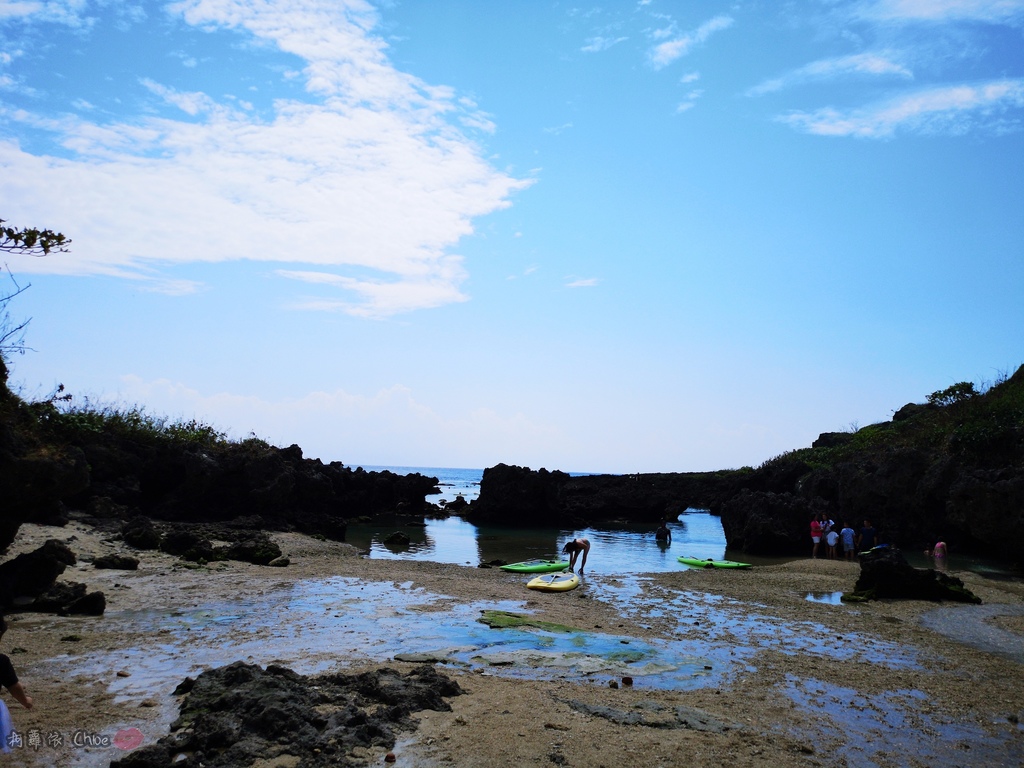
<box><xmin>111</xmin><ymin>661</ymin><xmax>463</xmax><ymax>768</ymax></box>
<box><xmin>847</xmin><ymin>546</ymin><xmax>981</xmax><ymax>603</ymax></box>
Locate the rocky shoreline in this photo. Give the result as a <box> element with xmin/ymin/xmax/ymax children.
<box><xmin>2</xmin><ymin>519</ymin><xmax>1023</xmax><ymax>767</ymax></box>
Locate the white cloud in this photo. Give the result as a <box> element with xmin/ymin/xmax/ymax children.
<box><xmin>581</xmin><ymin>36</ymin><xmax>628</xmax><ymax>53</ymax></box>
<box><xmin>856</xmin><ymin>0</ymin><xmax>1024</xmax><ymax>23</ymax></box>
<box><xmin>779</xmin><ymin>78</ymin><xmax>1024</xmax><ymax>137</ymax></box>
<box><xmin>566</xmin><ymin>277</ymin><xmax>599</xmax><ymax>287</ymax></box>
<box><xmin>0</xmin><ymin>1</ymin><xmax>90</xmax><ymax>26</ymax></box>
<box><xmin>648</xmin><ymin>15</ymin><xmax>733</xmax><ymax>70</ymax></box>
<box><xmin>0</xmin><ymin>0</ymin><xmax>531</xmax><ymax>317</ymax></box>
<box><xmin>748</xmin><ymin>52</ymin><xmax>913</xmax><ymax>96</ymax></box>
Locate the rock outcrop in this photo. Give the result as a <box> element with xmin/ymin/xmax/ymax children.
<box><xmin>110</xmin><ymin>661</ymin><xmax>462</xmax><ymax>768</ymax></box>
<box><xmin>846</xmin><ymin>546</ymin><xmax>981</xmax><ymax>603</ymax></box>
<box><xmin>0</xmin><ymin>539</ymin><xmax>105</xmax><ymax>614</ymax></box>
<box><xmin>0</xmin><ymin>361</ymin><xmax>439</xmax><ymax>553</ymax></box>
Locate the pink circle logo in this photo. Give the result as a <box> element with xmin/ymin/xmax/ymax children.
<box><xmin>113</xmin><ymin>728</ymin><xmax>144</xmax><ymax>750</ymax></box>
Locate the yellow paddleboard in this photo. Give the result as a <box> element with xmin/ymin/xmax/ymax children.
<box><xmin>526</xmin><ymin>572</ymin><xmax>580</xmax><ymax>592</ymax></box>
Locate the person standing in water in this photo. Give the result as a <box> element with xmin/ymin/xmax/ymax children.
<box><xmin>655</xmin><ymin>520</ymin><xmax>672</xmax><ymax>544</ymax></box>
<box><xmin>562</xmin><ymin>538</ymin><xmax>591</xmax><ymax>574</ymax></box>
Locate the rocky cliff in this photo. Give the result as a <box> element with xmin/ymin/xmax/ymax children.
<box><xmin>469</xmin><ymin>366</ymin><xmax>1024</xmax><ymax>565</ymax></box>
<box><xmin>0</xmin><ymin>358</ymin><xmax>438</xmax><ymax>553</ymax></box>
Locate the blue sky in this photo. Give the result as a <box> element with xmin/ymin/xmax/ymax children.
<box><xmin>1</xmin><ymin>0</ymin><xmax>1022</xmax><ymax>474</ymax></box>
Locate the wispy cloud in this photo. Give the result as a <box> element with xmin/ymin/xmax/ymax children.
<box><xmin>677</xmin><ymin>88</ymin><xmax>704</xmax><ymax>113</ymax></box>
<box><xmin>648</xmin><ymin>15</ymin><xmax>733</xmax><ymax>70</ymax></box>
<box><xmin>544</xmin><ymin>122</ymin><xmax>574</xmax><ymax>135</ymax></box>
<box><xmin>748</xmin><ymin>52</ymin><xmax>913</xmax><ymax>96</ymax></box>
<box><xmin>779</xmin><ymin>78</ymin><xmax>1024</xmax><ymax>137</ymax></box>
<box><xmin>855</xmin><ymin>0</ymin><xmax>1024</xmax><ymax>23</ymax></box>
<box><xmin>582</xmin><ymin>36</ymin><xmax>628</xmax><ymax>53</ymax></box>
<box><xmin>0</xmin><ymin>0</ymin><xmax>530</xmax><ymax>317</ymax></box>
<box><xmin>566</xmin><ymin>277</ymin><xmax>599</xmax><ymax>287</ymax></box>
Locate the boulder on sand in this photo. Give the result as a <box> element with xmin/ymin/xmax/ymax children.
<box><xmin>847</xmin><ymin>546</ymin><xmax>980</xmax><ymax>603</ymax></box>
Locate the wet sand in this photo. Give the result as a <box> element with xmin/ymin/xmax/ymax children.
<box><xmin>2</xmin><ymin>520</ymin><xmax>1024</xmax><ymax>767</ymax></box>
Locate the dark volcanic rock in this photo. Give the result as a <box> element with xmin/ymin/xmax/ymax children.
<box><xmin>849</xmin><ymin>546</ymin><xmax>981</xmax><ymax>603</ymax></box>
<box><xmin>217</xmin><ymin>533</ymin><xmax>282</xmax><ymax>566</ymax></box>
<box><xmin>467</xmin><ymin>463</ymin><xmax>570</xmax><ymax>525</ymax></box>
<box><xmin>467</xmin><ymin>463</ymin><xmax>749</xmax><ymax>527</ymax></box>
<box><xmin>93</xmin><ymin>553</ymin><xmax>140</xmax><ymax>570</ymax></box>
<box><xmin>15</xmin><ymin>581</ymin><xmax>106</xmax><ymax>615</ymax></box>
<box><xmin>383</xmin><ymin>531</ymin><xmax>411</xmax><ymax>548</ymax></box>
<box><xmin>718</xmin><ymin>490</ymin><xmax>832</xmax><ymax>556</ymax></box>
<box><xmin>159</xmin><ymin>529</ymin><xmax>216</xmax><ymax>562</ymax></box>
<box><xmin>0</xmin><ymin>539</ymin><xmax>77</xmax><ymax>608</ymax></box>
<box><xmin>121</xmin><ymin>517</ymin><xmax>162</xmax><ymax>550</ymax></box>
<box><xmin>110</xmin><ymin>661</ymin><xmax>462</xmax><ymax>768</ymax></box>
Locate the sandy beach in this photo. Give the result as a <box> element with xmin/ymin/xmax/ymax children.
<box><xmin>2</xmin><ymin>520</ymin><xmax>1023</xmax><ymax>767</ymax></box>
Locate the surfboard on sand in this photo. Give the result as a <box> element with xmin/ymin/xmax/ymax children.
<box><xmin>526</xmin><ymin>572</ymin><xmax>580</xmax><ymax>591</ymax></box>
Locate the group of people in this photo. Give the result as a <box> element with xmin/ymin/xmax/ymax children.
<box><xmin>810</xmin><ymin>514</ymin><xmax>948</xmax><ymax>565</ymax></box>
<box><xmin>1</xmin><ymin>614</ymin><xmax>34</xmax><ymax>753</ymax></box>
<box><xmin>809</xmin><ymin>515</ymin><xmax>878</xmax><ymax>561</ymax></box>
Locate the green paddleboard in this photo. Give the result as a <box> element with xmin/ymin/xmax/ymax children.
<box><xmin>678</xmin><ymin>556</ymin><xmax>752</xmax><ymax>569</ymax></box>
<box><xmin>500</xmin><ymin>559</ymin><xmax>571</xmax><ymax>573</ymax></box>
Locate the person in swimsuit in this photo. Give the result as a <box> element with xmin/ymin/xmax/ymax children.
<box><xmin>562</xmin><ymin>538</ymin><xmax>591</xmax><ymax>574</ymax></box>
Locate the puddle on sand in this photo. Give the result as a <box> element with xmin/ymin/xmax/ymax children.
<box><xmin>806</xmin><ymin>591</ymin><xmax>846</xmax><ymax>605</ymax></box>
<box><xmin>57</xmin><ymin>576</ymin><xmax>721</xmax><ymax>715</ymax></box>
<box><xmin>584</xmin><ymin>575</ymin><xmax>920</xmax><ymax>675</ymax></box>
<box><xmin>785</xmin><ymin>675</ymin><xmax>1024</xmax><ymax>768</ymax></box>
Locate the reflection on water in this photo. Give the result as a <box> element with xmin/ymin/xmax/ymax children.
<box><xmin>347</xmin><ymin>510</ymin><xmax>738</xmax><ymax>575</ymax></box>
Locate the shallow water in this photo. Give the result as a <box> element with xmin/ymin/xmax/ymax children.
<box><xmin>785</xmin><ymin>675</ymin><xmax>1024</xmax><ymax>767</ymax></box>
<box><xmin>346</xmin><ymin>510</ymin><xmax>749</xmax><ymax>574</ymax></box>
<box><xmin>44</xmin><ymin>563</ymin><xmax>1020</xmax><ymax>767</ymax></box>
<box><xmin>806</xmin><ymin>591</ymin><xmax>845</xmax><ymax>605</ymax></box>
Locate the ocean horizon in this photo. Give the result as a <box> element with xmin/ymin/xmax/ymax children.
<box><xmin>353</xmin><ymin>465</ymin><xmax>484</xmax><ymax>502</ymax></box>
<box><xmin>352</xmin><ymin>464</ymin><xmax>610</xmax><ymax>503</ymax></box>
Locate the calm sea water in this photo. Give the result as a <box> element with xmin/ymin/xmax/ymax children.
<box><xmin>348</xmin><ymin>465</ymin><xmax>738</xmax><ymax>574</ymax></box>
<box><xmin>348</xmin><ymin>466</ymin><xmax>1021</xmax><ymax>578</ymax></box>
<box><xmin>355</xmin><ymin>465</ymin><xmax>483</xmax><ymax>504</ymax></box>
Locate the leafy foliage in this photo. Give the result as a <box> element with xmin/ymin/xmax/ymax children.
<box><xmin>0</xmin><ymin>218</ymin><xmax>71</xmax><ymax>256</ymax></box>
<box><xmin>1</xmin><ymin>216</ymin><xmax>70</xmax><ymax>358</ymax></box>
<box><xmin>758</xmin><ymin>367</ymin><xmax>1024</xmax><ymax>474</ymax></box>
<box><xmin>926</xmin><ymin>382</ymin><xmax>978</xmax><ymax>407</ymax></box>
<box><xmin>32</xmin><ymin>396</ymin><xmax>228</xmax><ymax>450</ymax></box>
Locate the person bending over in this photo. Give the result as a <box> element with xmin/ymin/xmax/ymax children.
<box><xmin>562</xmin><ymin>538</ymin><xmax>591</xmax><ymax>574</ymax></box>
